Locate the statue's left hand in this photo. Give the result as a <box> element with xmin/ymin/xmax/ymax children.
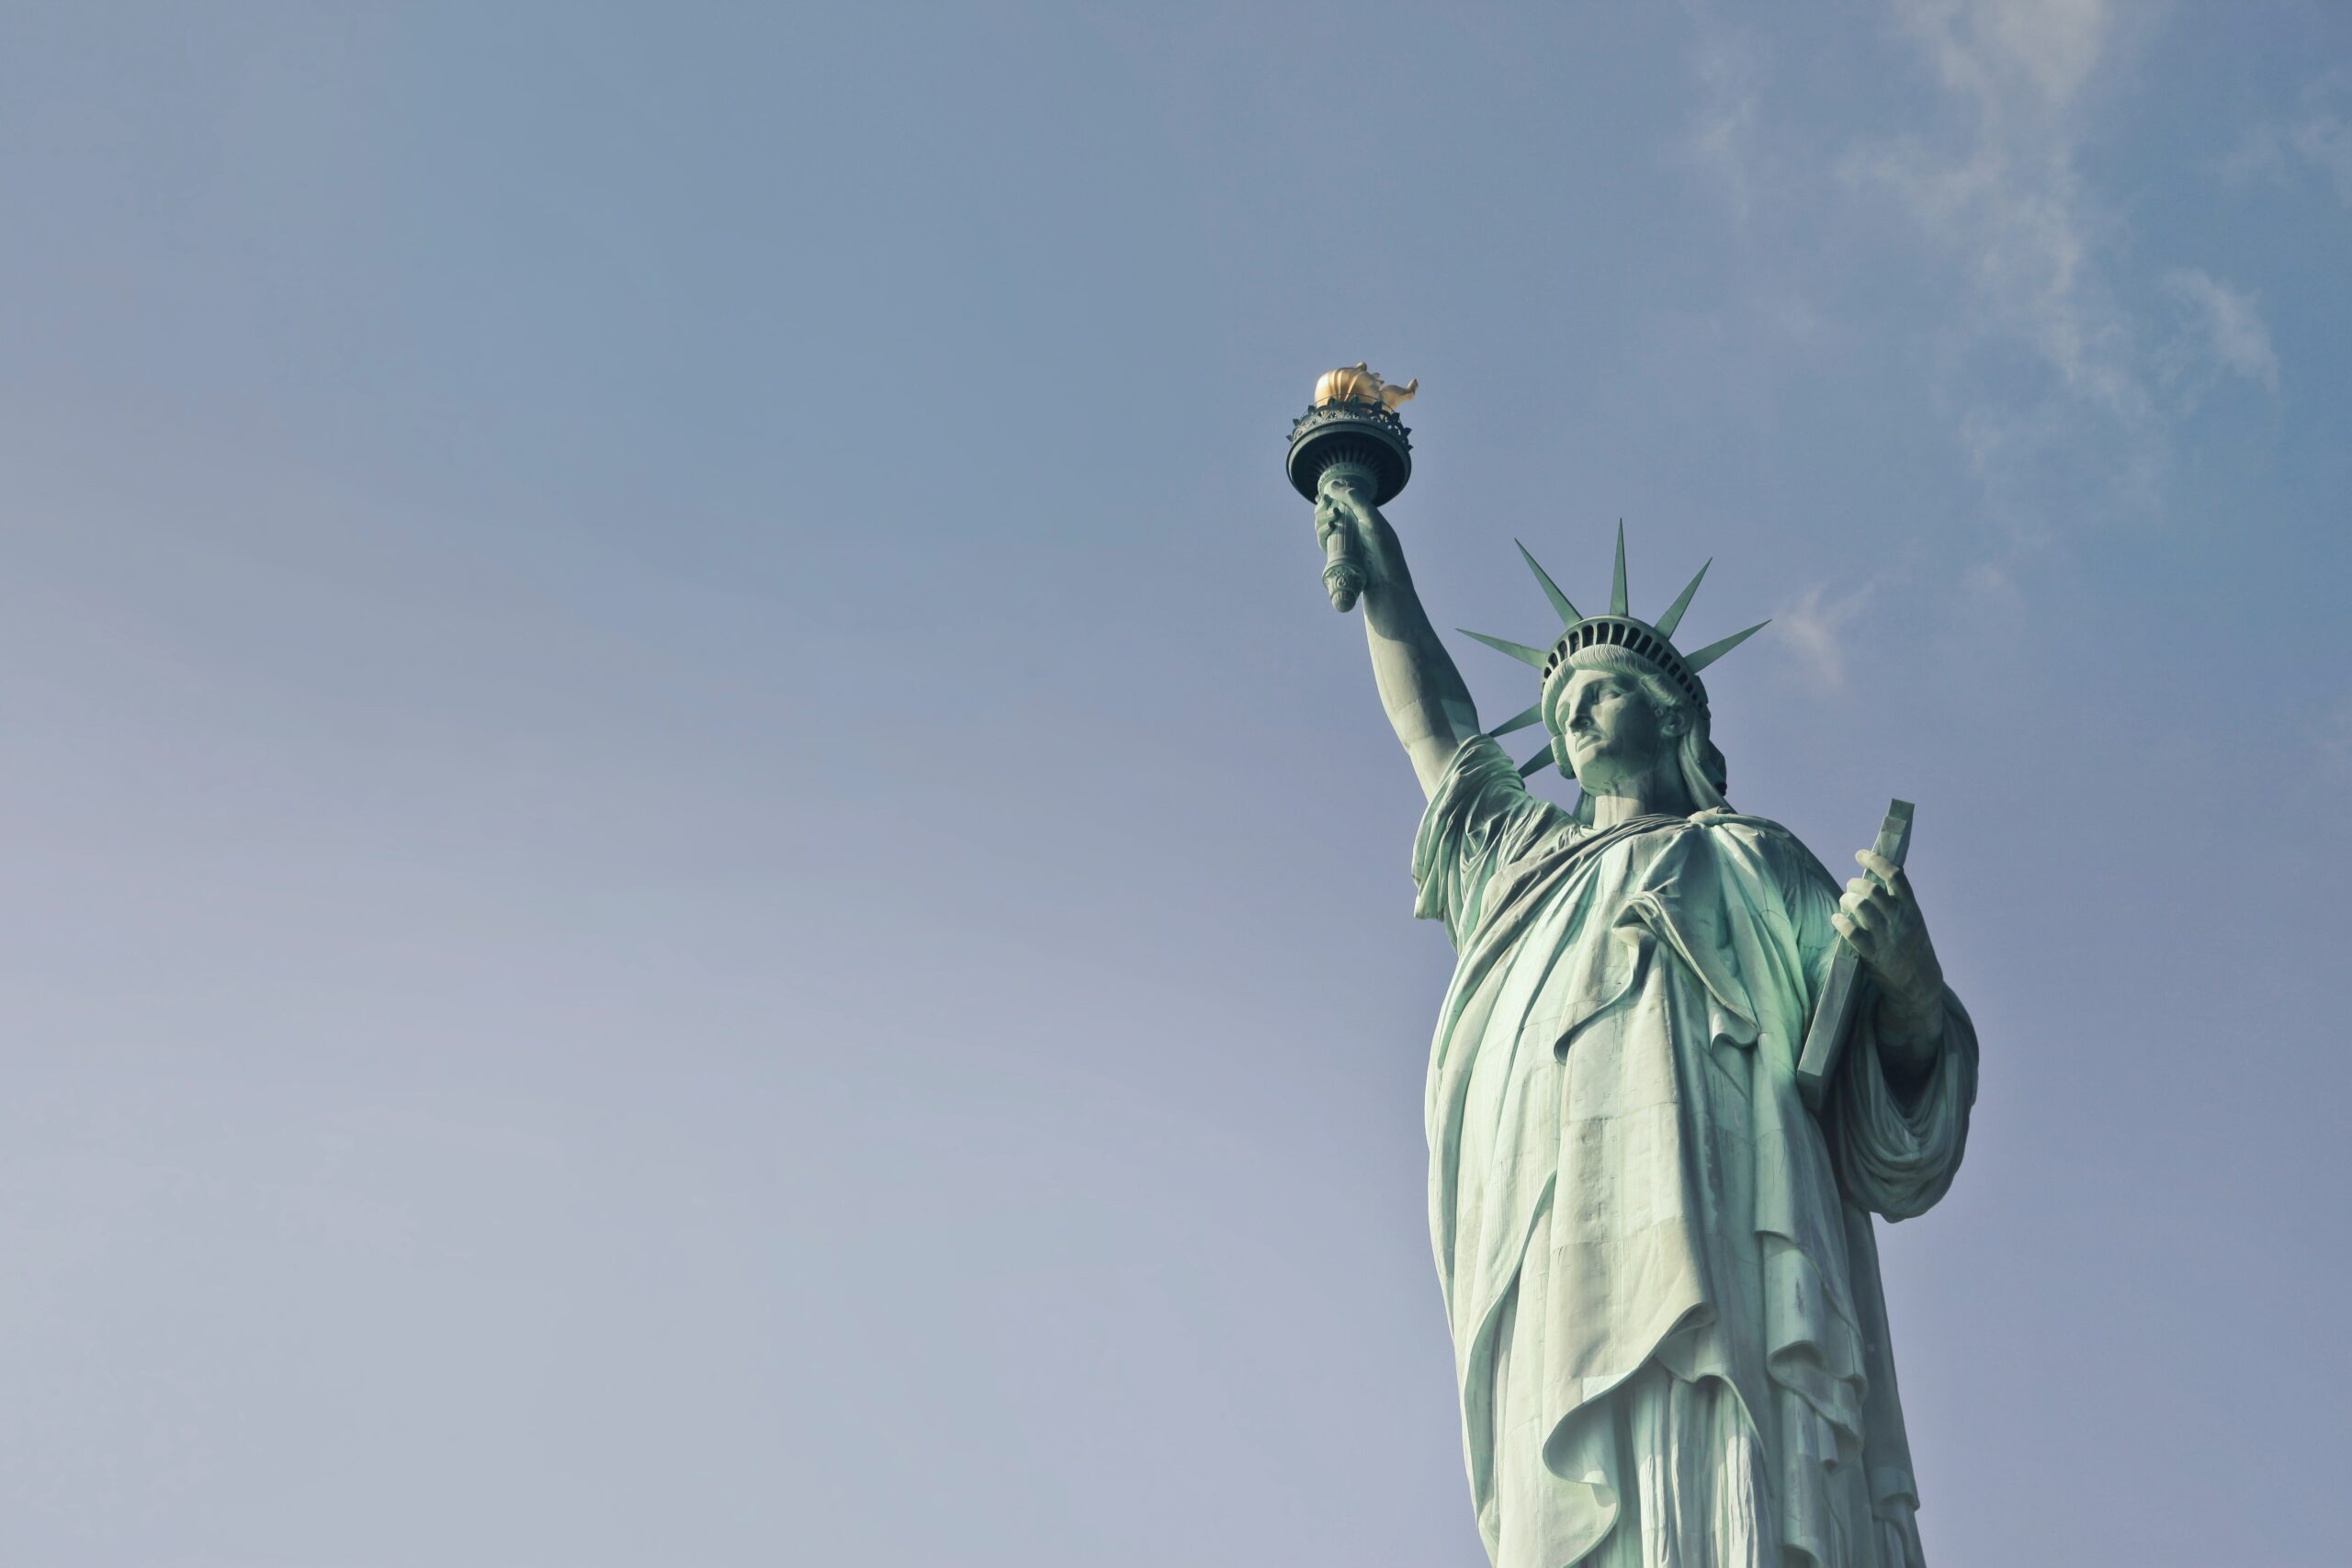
<box><xmin>1834</xmin><ymin>849</ymin><xmax>1945</xmax><ymax>1024</ymax></box>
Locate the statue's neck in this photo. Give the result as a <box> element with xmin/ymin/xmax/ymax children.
<box><xmin>1584</xmin><ymin>761</ymin><xmax>1696</xmax><ymax>829</ymax></box>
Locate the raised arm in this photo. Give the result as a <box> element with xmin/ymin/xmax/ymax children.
<box><xmin>1313</xmin><ymin>467</ymin><xmax>1480</xmax><ymax>798</ymax></box>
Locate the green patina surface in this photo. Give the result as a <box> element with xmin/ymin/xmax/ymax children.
<box><xmin>1306</xmin><ymin>467</ymin><xmax>1977</xmax><ymax>1568</ymax></box>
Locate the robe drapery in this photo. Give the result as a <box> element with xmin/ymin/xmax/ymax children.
<box><xmin>1413</xmin><ymin>736</ymin><xmax>1976</xmax><ymax>1568</ymax></box>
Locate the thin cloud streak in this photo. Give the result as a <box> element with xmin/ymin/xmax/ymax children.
<box><xmin>2212</xmin><ymin>72</ymin><xmax>2352</xmax><ymax>208</ymax></box>
<box><xmin>1838</xmin><ymin>0</ymin><xmax>2283</xmax><ymax>535</ymax></box>
<box><xmin>1685</xmin><ymin>26</ymin><xmax>1769</xmax><ymax>229</ymax></box>
<box><xmin>1844</xmin><ymin>0</ymin><xmax>2144</xmax><ymax>419</ymax></box>
<box><xmin>2161</xmin><ymin>268</ymin><xmax>2280</xmax><ymax>395</ymax></box>
<box><xmin>1774</xmin><ymin>580</ymin><xmax>1881</xmax><ymax>694</ymax></box>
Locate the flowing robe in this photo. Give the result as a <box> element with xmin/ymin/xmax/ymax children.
<box><xmin>1413</xmin><ymin>737</ymin><xmax>1976</xmax><ymax>1568</ymax></box>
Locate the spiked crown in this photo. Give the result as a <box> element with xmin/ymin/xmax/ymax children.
<box><xmin>1461</xmin><ymin>525</ymin><xmax>1769</xmax><ymax>779</ymax></box>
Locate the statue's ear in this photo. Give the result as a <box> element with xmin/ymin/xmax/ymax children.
<box><xmin>1658</xmin><ymin>706</ymin><xmax>1692</xmax><ymax>739</ymax></box>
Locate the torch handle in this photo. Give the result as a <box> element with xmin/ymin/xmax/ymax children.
<box><xmin>1316</xmin><ymin>458</ymin><xmax>1376</xmax><ymax>614</ymax></box>
<box><xmin>1323</xmin><ymin>526</ymin><xmax>1364</xmax><ymax>613</ymax></box>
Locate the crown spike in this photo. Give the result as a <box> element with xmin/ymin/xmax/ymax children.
<box><xmin>1518</xmin><ymin>745</ymin><xmax>1557</xmax><ymax>779</ymax></box>
<box><xmin>1458</xmin><ymin>628</ymin><xmax>1549</xmax><ymax>667</ymax></box>
<box><xmin>1514</xmin><ymin>539</ymin><xmax>1582</xmax><ymax>626</ymax></box>
<box><xmin>1610</xmin><ymin>522</ymin><xmax>1629</xmax><ymax>616</ymax></box>
<box><xmin>1487</xmin><ymin>701</ymin><xmax>1544</xmax><ymax>739</ymax></box>
<box><xmin>1654</xmin><ymin>558</ymin><xmax>1712</xmax><ymax>639</ymax></box>
<box><xmin>1682</xmin><ymin>619</ymin><xmax>1770</xmax><ymax>672</ymax></box>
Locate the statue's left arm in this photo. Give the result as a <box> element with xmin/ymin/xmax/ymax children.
<box><xmin>1833</xmin><ymin>848</ymin><xmax>1945</xmax><ymax>1093</ymax></box>
<box><xmin>1657</xmin><ymin>816</ymin><xmax>1977</xmax><ymax>1215</ymax></box>
<box><xmin>1821</xmin><ymin>848</ymin><xmax>1977</xmax><ymax>1219</ymax></box>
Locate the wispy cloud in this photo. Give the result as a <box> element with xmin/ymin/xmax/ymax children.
<box><xmin>2161</xmin><ymin>268</ymin><xmax>2279</xmax><ymax>395</ymax></box>
<box><xmin>1844</xmin><ymin>0</ymin><xmax>2146</xmax><ymax>423</ymax></box>
<box><xmin>1775</xmin><ymin>580</ymin><xmax>1879</xmax><ymax>694</ymax></box>
<box><xmin>2213</xmin><ymin>73</ymin><xmax>2352</xmax><ymax>208</ymax></box>
<box><xmin>1685</xmin><ymin>27</ymin><xmax>1770</xmax><ymax>228</ymax></box>
<box><xmin>2321</xmin><ymin>695</ymin><xmax>2352</xmax><ymax>782</ymax></box>
<box><xmin>1835</xmin><ymin>0</ymin><xmax>2279</xmax><ymax>533</ymax></box>
<box><xmin>2291</xmin><ymin>116</ymin><xmax>2352</xmax><ymax>207</ymax></box>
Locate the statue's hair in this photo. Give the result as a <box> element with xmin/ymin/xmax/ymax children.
<box><xmin>1551</xmin><ymin>645</ymin><xmax>1732</xmax><ymax>829</ymax></box>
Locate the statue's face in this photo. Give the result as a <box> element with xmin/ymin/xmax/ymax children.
<box><xmin>1557</xmin><ymin>668</ymin><xmax>1675</xmax><ymax>790</ymax></box>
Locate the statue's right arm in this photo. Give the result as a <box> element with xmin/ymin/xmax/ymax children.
<box><xmin>1316</xmin><ymin>474</ymin><xmax>1481</xmax><ymax>799</ymax></box>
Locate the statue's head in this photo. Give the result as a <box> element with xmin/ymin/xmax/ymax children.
<box><xmin>1549</xmin><ymin>649</ymin><xmax>1730</xmax><ymax>824</ymax></box>
<box><xmin>1554</xmin><ymin>659</ymin><xmax>1690</xmax><ymax>790</ymax></box>
<box><xmin>1458</xmin><ymin>526</ymin><xmax>1759</xmax><ymax>824</ymax></box>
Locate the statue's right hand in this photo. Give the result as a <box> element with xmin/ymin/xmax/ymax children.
<box><xmin>1310</xmin><ymin>488</ymin><xmax>1351</xmax><ymax>552</ymax></box>
<box><xmin>1311</xmin><ymin>473</ymin><xmax>1389</xmax><ymax>612</ymax></box>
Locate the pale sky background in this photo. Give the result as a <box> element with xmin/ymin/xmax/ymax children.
<box><xmin>2</xmin><ymin>4</ymin><xmax>2348</xmax><ymax>1565</ymax></box>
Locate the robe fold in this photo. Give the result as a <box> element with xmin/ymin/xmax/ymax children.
<box><xmin>1413</xmin><ymin>736</ymin><xmax>1976</xmax><ymax>1568</ymax></box>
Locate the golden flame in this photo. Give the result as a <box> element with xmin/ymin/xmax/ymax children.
<box><xmin>1312</xmin><ymin>363</ymin><xmax>1418</xmax><ymax>412</ymax></box>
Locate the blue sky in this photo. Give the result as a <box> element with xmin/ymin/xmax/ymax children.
<box><xmin>2</xmin><ymin>4</ymin><xmax>2348</xmax><ymax>1564</ymax></box>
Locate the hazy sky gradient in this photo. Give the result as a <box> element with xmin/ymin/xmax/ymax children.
<box><xmin>3</xmin><ymin>4</ymin><xmax>2348</xmax><ymax>1564</ymax></box>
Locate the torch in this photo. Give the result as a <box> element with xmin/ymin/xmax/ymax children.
<box><xmin>1285</xmin><ymin>364</ymin><xmax>1418</xmax><ymax>612</ymax></box>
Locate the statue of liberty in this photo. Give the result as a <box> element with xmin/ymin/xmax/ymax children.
<box><xmin>1294</xmin><ymin>373</ymin><xmax>1978</xmax><ymax>1568</ymax></box>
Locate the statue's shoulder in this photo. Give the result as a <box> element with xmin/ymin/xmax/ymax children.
<box><xmin>1686</xmin><ymin>810</ymin><xmax>1838</xmax><ymax>889</ymax></box>
<box><xmin>1687</xmin><ymin>807</ymin><xmax>1794</xmax><ymax>840</ymax></box>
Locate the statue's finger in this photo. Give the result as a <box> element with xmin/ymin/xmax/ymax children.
<box><xmin>1848</xmin><ymin>897</ymin><xmax>1888</xmax><ymax>934</ymax></box>
<box><xmin>1831</xmin><ymin>912</ymin><xmax>1874</xmax><ymax>956</ymax></box>
<box><xmin>1855</xmin><ymin>850</ymin><xmax>1905</xmax><ymax>891</ymax></box>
